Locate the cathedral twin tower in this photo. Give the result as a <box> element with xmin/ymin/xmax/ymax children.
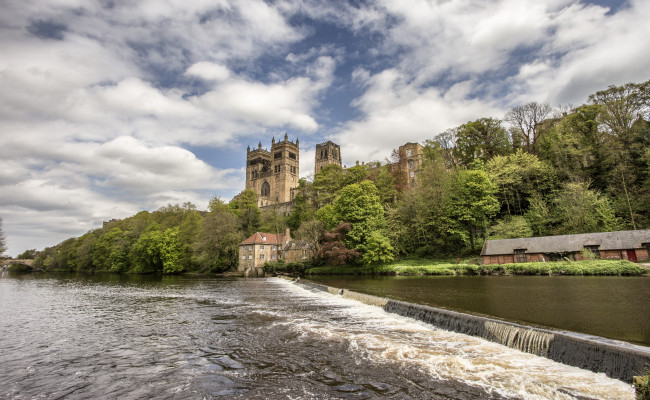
<box><xmin>245</xmin><ymin>134</ymin><xmax>341</xmax><ymax>208</ymax></box>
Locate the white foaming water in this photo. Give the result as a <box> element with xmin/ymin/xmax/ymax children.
<box><xmin>276</xmin><ymin>278</ymin><xmax>634</xmax><ymax>400</ymax></box>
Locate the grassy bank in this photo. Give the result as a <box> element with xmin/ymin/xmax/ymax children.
<box><xmin>305</xmin><ymin>259</ymin><xmax>646</xmax><ymax>276</ymax></box>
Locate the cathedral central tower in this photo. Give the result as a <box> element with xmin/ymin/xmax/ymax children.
<box><xmin>246</xmin><ymin>133</ymin><xmax>299</xmax><ymax>207</ymax></box>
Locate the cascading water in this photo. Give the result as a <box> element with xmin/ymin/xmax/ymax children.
<box><xmin>292</xmin><ymin>278</ymin><xmax>650</xmax><ymax>383</ymax></box>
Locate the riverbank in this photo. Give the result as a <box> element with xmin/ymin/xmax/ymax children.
<box><xmin>305</xmin><ymin>259</ymin><xmax>646</xmax><ymax>276</ymax></box>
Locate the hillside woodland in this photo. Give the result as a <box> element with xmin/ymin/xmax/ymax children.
<box><xmin>31</xmin><ymin>80</ymin><xmax>650</xmax><ymax>273</ymax></box>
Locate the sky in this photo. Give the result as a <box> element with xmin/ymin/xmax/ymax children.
<box><xmin>1</xmin><ymin>0</ymin><xmax>648</xmax><ymax>256</ymax></box>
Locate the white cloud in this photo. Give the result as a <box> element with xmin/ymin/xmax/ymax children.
<box><xmin>185</xmin><ymin>62</ymin><xmax>231</xmax><ymax>82</ymax></box>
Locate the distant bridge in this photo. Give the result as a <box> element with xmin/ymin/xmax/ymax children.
<box><xmin>0</xmin><ymin>259</ymin><xmax>34</xmax><ymax>268</ymax></box>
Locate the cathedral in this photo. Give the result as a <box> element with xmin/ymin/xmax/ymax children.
<box><xmin>246</xmin><ymin>133</ymin><xmax>300</xmax><ymax>208</ymax></box>
<box><xmin>245</xmin><ymin>135</ymin><xmax>345</xmax><ymax>209</ymax></box>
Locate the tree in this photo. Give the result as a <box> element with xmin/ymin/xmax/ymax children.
<box><xmin>131</xmin><ymin>223</ymin><xmax>164</xmax><ymax>273</ymax></box>
<box><xmin>0</xmin><ymin>217</ymin><xmax>6</xmax><ymax>256</ymax></box>
<box><xmin>161</xmin><ymin>227</ymin><xmax>184</xmax><ymax>273</ymax></box>
<box><xmin>487</xmin><ymin>150</ymin><xmax>556</xmax><ymax>215</ymax></box>
<box><xmin>230</xmin><ymin>189</ymin><xmax>261</xmax><ymax>237</ymax></box>
<box><xmin>387</xmin><ymin>159</ymin><xmax>466</xmax><ymax>256</ymax></box>
<box><xmin>430</xmin><ymin>129</ymin><xmax>460</xmax><ymax>169</ymax></box>
<box><xmin>331</xmin><ymin>181</ymin><xmax>385</xmax><ymax>250</ymax></box>
<box><xmin>360</xmin><ymin>231</ymin><xmax>395</xmax><ymax>266</ymax></box>
<box><xmin>552</xmin><ymin>182</ymin><xmax>621</xmax><ymax>235</ymax></box>
<box><xmin>588</xmin><ymin>80</ymin><xmax>649</xmax><ymax>138</ymax></box>
<box><xmin>505</xmin><ymin>102</ymin><xmax>553</xmax><ymax>153</ymax></box>
<box><xmin>194</xmin><ymin>209</ymin><xmax>242</xmax><ymax>273</ymax></box>
<box><xmin>449</xmin><ymin>169</ymin><xmax>500</xmax><ymax>248</ymax></box>
<box><xmin>487</xmin><ymin>216</ymin><xmax>533</xmax><ymax>239</ymax></box>
<box><xmin>315</xmin><ymin>223</ymin><xmax>360</xmax><ymax>266</ymax></box>
<box><xmin>295</xmin><ymin>219</ymin><xmax>325</xmax><ymax>251</ymax></box>
<box><xmin>16</xmin><ymin>249</ymin><xmax>38</xmax><ymax>259</ymax></box>
<box><xmin>455</xmin><ymin>118</ymin><xmax>511</xmax><ymax>166</ymax></box>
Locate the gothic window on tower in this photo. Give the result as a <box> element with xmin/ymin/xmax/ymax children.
<box><xmin>289</xmin><ymin>152</ymin><xmax>297</xmax><ymax>160</ymax></box>
<box><xmin>261</xmin><ymin>181</ymin><xmax>270</xmax><ymax>197</ymax></box>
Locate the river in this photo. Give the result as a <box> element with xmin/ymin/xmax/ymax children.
<box><xmin>0</xmin><ymin>272</ymin><xmax>636</xmax><ymax>399</ymax></box>
<box><xmin>307</xmin><ymin>275</ymin><xmax>650</xmax><ymax>346</ymax></box>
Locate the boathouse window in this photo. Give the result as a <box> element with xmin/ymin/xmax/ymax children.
<box><xmin>514</xmin><ymin>249</ymin><xmax>527</xmax><ymax>263</ymax></box>
<box><xmin>584</xmin><ymin>245</ymin><xmax>600</xmax><ymax>258</ymax></box>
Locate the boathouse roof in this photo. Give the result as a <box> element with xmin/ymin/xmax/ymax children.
<box><xmin>481</xmin><ymin>229</ymin><xmax>650</xmax><ymax>255</ymax></box>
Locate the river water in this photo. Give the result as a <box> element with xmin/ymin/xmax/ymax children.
<box><xmin>0</xmin><ymin>273</ymin><xmax>635</xmax><ymax>399</ymax></box>
<box><xmin>307</xmin><ymin>275</ymin><xmax>650</xmax><ymax>347</ymax></box>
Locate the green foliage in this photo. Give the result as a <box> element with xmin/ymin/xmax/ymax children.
<box><xmin>528</xmin><ymin>182</ymin><xmax>621</xmax><ymax>236</ymax></box>
<box><xmin>360</xmin><ymin>231</ymin><xmax>395</xmax><ymax>266</ymax></box>
<box><xmin>455</xmin><ymin>118</ymin><xmax>511</xmax><ymax>166</ymax></box>
<box><xmin>161</xmin><ymin>227</ymin><xmax>184</xmax><ymax>274</ymax></box>
<box><xmin>487</xmin><ymin>150</ymin><xmax>557</xmax><ymax>215</ymax></box>
<box><xmin>193</xmin><ymin>209</ymin><xmax>242</xmax><ymax>273</ymax></box>
<box><xmin>450</xmin><ymin>169</ymin><xmax>500</xmax><ymax>248</ymax></box>
<box><xmin>230</xmin><ymin>189</ymin><xmax>261</xmax><ymax>237</ymax></box>
<box><xmin>16</xmin><ymin>249</ymin><xmax>38</xmax><ymax>259</ymax></box>
<box><xmin>332</xmin><ymin>180</ymin><xmax>385</xmax><ymax>250</ymax></box>
<box><xmin>263</xmin><ymin>261</ymin><xmax>310</xmax><ymax>276</ymax></box>
<box><xmin>488</xmin><ymin>216</ymin><xmax>533</xmax><ymax>239</ymax></box>
<box><xmin>131</xmin><ymin>223</ymin><xmax>164</xmax><ymax>273</ymax></box>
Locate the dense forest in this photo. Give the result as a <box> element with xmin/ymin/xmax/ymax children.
<box><xmin>30</xmin><ymin>79</ymin><xmax>650</xmax><ymax>273</ymax></box>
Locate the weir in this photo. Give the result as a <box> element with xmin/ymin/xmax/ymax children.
<box><xmin>287</xmin><ymin>277</ymin><xmax>650</xmax><ymax>383</ymax></box>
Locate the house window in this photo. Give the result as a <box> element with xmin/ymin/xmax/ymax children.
<box><xmin>248</xmin><ymin>246</ymin><xmax>253</xmax><ymax>251</ymax></box>
<box><xmin>260</xmin><ymin>254</ymin><xmax>265</xmax><ymax>260</ymax></box>
<box><xmin>584</xmin><ymin>245</ymin><xmax>600</xmax><ymax>258</ymax></box>
<box><xmin>242</xmin><ymin>255</ymin><xmax>246</xmax><ymax>259</ymax></box>
<box><xmin>272</xmin><ymin>254</ymin><xmax>276</xmax><ymax>259</ymax></box>
<box><xmin>408</xmin><ymin>160</ymin><xmax>414</xmax><ymax>169</ymax></box>
<box><xmin>248</xmin><ymin>255</ymin><xmax>252</xmax><ymax>259</ymax></box>
<box><xmin>271</xmin><ymin>245</ymin><xmax>276</xmax><ymax>251</ymax></box>
<box><xmin>514</xmin><ymin>249</ymin><xmax>527</xmax><ymax>263</ymax></box>
<box><xmin>406</xmin><ymin>149</ymin><xmax>412</xmax><ymax>156</ymax></box>
<box><xmin>410</xmin><ymin>171</ymin><xmax>415</xmax><ymax>178</ymax></box>
<box><xmin>260</xmin><ymin>245</ymin><xmax>264</xmax><ymax>250</ymax></box>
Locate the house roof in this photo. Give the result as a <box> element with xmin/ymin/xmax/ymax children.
<box><xmin>240</xmin><ymin>232</ymin><xmax>285</xmax><ymax>245</ymax></box>
<box><xmin>283</xmin><ymin>240</ymin><xmax>314</xmax><ymax>251</ymax></box>
<box><xmin>481</xmin><ymin>229</ymin><xmax>650</xmax><ymax>256</ymax></box>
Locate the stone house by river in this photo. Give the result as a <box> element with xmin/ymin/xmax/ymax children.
<box><xmin>238</xmin><ymin>228</ymin><xmax>315</xmax><ymax>276</ymax></box>
<box><xmin>481</xmin><ymin>229</ymin><xmax>650</xmax><ymax>265</ymax></box>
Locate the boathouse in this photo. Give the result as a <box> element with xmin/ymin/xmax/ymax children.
<box><xmin>481</xmin><ymin>229</ymin><xmax>650</xmax><ymax>265</ymax></box>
